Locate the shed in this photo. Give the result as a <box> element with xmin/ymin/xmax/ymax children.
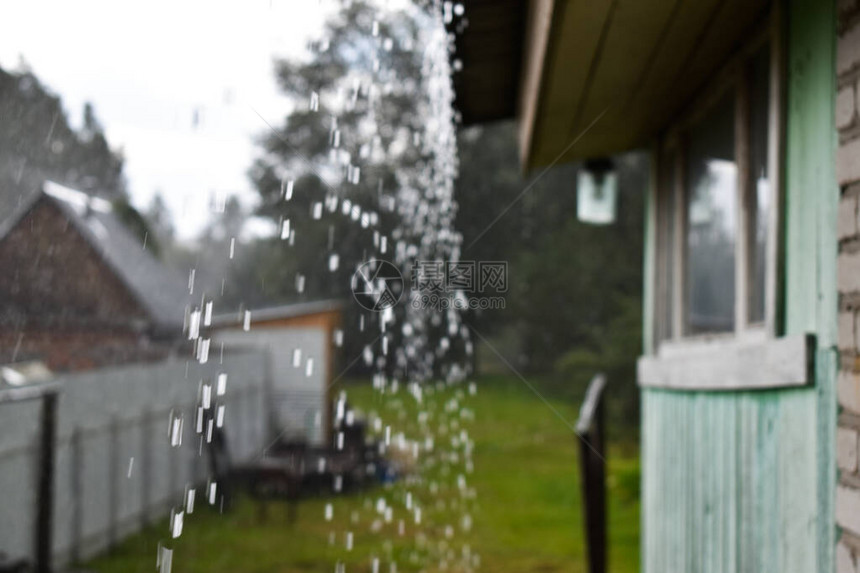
<box><xmin>453</xmin><ymin>0</ymin><xmax>860</xmax><ymax>570</ymax></box>
<box><xmin>211</xmin><ymin>300</ymin><xmax>343</xmax><ymax>447</ymax></box>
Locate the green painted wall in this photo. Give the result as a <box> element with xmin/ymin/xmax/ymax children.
<box><xmin>640</xmin><ymin>0</ymin><xmax>837</xmax><ymax>571</ymax></box>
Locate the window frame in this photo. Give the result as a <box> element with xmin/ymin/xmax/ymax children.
<box><xmin>638</xmin><ymin>6</ymin><xmax>814</xmax><ymax>391</ymax></box>
<box><xmin>655</xmin><ymin>9</ymin><xmax>783</xmax><ymax>348</ymax></box>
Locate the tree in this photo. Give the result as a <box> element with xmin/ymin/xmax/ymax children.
<box><xmin>246</xmin><ymin>0</ymin><xmax>464</xmax><ymax>379</ymax></box>
<box><xmin>145</xmin><ymin>192</ymin><xmax>176</xmax><ymax>247</ymax></box>
<box><xmin>454</xmin><ymin>122</ymin><xmax>646</xmax><ymax>429</ymax></box>
<box><xmin>0</xmin><ymin>66</ymin><xmax>126</xmax><ymax>201</ymax></box>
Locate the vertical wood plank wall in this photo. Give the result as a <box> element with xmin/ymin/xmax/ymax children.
<box><xmin>640</xmin><ymin>0</ymin><xmax>837</xmax><ymax>571</ymax></box>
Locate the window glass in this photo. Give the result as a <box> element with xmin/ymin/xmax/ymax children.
<box><xmin>749</xmin><ymin>45</ymin><xmax>771</xmax><ymax>324</ymax></box>
<box><xmin>685</xmin><ymin>94</ymin><xmax>736</xmax><ymax>334</ymax></box>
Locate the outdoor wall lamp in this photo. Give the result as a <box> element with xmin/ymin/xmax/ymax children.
<box><xmin>577</xmin><ymin>158</ymin><xmax>617</xmax><ymax>225</ymax></box>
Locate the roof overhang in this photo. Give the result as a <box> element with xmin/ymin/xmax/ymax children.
<box><xmin>450</xmin><ymin>0</ymin><xmax>527</xmax><ymax>126</ymax></box>
<box><xmin>454</xmin><ymin>0</ymin><xmax>772</xmax><ymax>170</ymax></box>
<box><xmin>210</xmin><ymin>299</ymin><xmax>344</xmax><ymax>329</ymax></box>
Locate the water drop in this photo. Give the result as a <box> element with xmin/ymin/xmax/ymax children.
<box><xmin>171</xmin><ymin>510</ymin><xmax>184</xmax><ymax>538</ymax></box>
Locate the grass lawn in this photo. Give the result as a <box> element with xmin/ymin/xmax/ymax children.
<box><xmin>84</xmin><ymin>375</ymin><xmax>639</xmax><ymax>573</ymax></box>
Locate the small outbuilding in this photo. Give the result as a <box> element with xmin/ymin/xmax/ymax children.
<box><xmin>212</xmin><ymin>300</ymin><xmax>343</xmax><ymax>447</ymax></box>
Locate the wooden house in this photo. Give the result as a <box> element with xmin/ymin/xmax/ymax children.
<box><xmin>0</xmin><ymin>180</ymin><xmax>190</xmax><ymax>371</ymax></box>
<box><xmin>454</xmin><ymin>0</ymin><xmax>860</xmax><ymax>570</ymax></box>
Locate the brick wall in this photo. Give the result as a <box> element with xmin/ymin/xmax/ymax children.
<box><xmin>836</xmin><ymin>3</ymin><xmax>860</xmax><ymax>572</ymax></box>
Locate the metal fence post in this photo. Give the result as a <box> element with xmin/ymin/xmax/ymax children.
<box><xmin>70</xmin><ymin>427</ymin><xmax>82</xmax><ymax>564</ymax></box>
<box><xmin>576</xmin><ymin>374</ymin><xmax>607</xmax><ymax>573</ymax></box>
<box><xmin>140</xmin><ymin>408</ymin><xmax>151</xmax><ymax>528</ymax></box>
<box><xmin>108</xmin><ymin>415</ymin><xmax>119</xmax><ymax>550</ymax></box>
<box><xmin>35</xmin><ymin>392</ymin><xmax>57</xmax><ymax>573</ymax></box>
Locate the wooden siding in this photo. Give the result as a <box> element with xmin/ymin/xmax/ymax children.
<box><xmin>641</xmin><ymin>0</ymin><xmax>837</xmax><ymax>571</ymax></box>
<box><xmin>520</xmin><ymin>0</ymin><xmax>771</xmax><ymax>168</ymax></box>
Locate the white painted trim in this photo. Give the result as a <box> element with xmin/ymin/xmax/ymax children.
<box><xmin>637</xmin><ymin>333</ymin><xmax>814</xmax><ymax>390</ymax></box>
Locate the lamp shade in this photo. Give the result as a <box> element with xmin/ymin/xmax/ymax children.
<box><xmin>576</xmin><ymin>168</ymin><xmax>617</xmax><ymax>225</ymax></box>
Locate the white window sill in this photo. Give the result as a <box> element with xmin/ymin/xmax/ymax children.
<box><xmin>637</xmin><ymin>333</ymin><xmax>815</xmax><ymax>390</ymax></box>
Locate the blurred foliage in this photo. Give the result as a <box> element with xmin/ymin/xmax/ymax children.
<box><xmin>0</xmin><ymin>64</ymin><xmax>127</xmax><ymax>200</ymax></box>
<box><xmin>112</xmin><ymin>197</ymin><xmax>160</xmax><ymax>257</ymax></box>
<box><xmin>239</xmin><ymin>1</ymin><xmax>446</xmax><ymax>376</ymax></box>
<box><xmin>0</xmin><ymin>63</ymin><xmax>159</xmax><ymax>259</ymax></box>
<box><xmin>455</xmin><ymin>122</ymin><xmax>645</xmax><ymax>430</ymax></box>
<box><xmin>131</xmin><ymin>2</ymin><xmax>644</xmax><ymax>427</ymax></box>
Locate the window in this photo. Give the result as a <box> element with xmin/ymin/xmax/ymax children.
<box><xmin>639</xmin><ymin>12</ymin><xmax>813</xmax><ymax>390</ymax></box>
<box><xmin>654</xmin><ymin>29</ymin><xmax>778</xmax><ymax>346</ymax></box>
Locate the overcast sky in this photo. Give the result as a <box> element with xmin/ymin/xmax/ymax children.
<box><xmin>1</xmin><ymin>0</ymin><xmax>331</xmax><ymax>239</ymax></box>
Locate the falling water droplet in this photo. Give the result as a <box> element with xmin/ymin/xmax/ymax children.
<box><xmin>158</xmin><ymin>545</ymin><xmax>173</xmax><ymax>573</ymax></box>
<box><xmin>168</xmin><ymin>410</ymin><xmax>183</xmax><ymax>447</ymax></box>
<box><xmin>188</xmin><ymin>308</ymin><xmax>201</xmax><ymax>340</ymax></box>
<box><xmin>201</xmin><ymin>382</ymin><xmax>212</xmax><ymax>409</ymax></box>
<box><xmin>171</xmin><ymin>510</ymin><xmax>184</xmax><ymax>538</ymax></box>
<box><xmin>197</xmin><ymin>338</ymin><xmax>210</xmax><ymax>364</ymax></box>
